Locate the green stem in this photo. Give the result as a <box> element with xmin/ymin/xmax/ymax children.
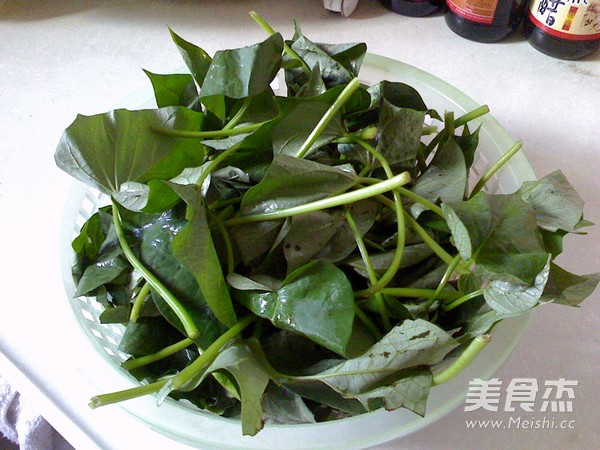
<box><xmin>380</xmin><ymin>287</ymin><xmax>462</xmax><ymax>301</ymax></box>
<box><xmin>89</xmin><ymin>379</ymin><xmax>167</xmax><ymax>409</ymax></box>
<box><xmin>335</xmin><ymin>126</ymin><xmax>379</xmax><ymax>144</ymax></box>
<box><xmin>396</xmin><ymin>186</ymin><xmax>444</xmax><ymax>217</ymax></box>
<box><xmin>223</xmin><ymin>97</ymin><xmax>251</xmax><ymax>131</ymax></box>
<box><xmin>296</xmin><ymin>77</ymin><xmax>361</xmax><ymax>159</ymax></box>
<box><xmin>366</xmin><ymin>192</ymin><xmax>457</xmax><ymax>270</ymax></box>
<box><xmin>209</xmin><ymin>211</ymin><xmax>235</xmax><ymax>275</ymax></box>
<box><xmin>444</xmin><ymin>111</ymin><xmax>455</xmax><ymax>137</ymax></box>
<box><xmin>122</xmin><ymin>337</ymin><xmax>194</xmax><ymax>371</ymax></box>
<box><xmin>402</xmin><ymin>211</ymin><xmax>458</xmax><ymax>268</ymax></box>
<box><xmin>423</xmin><ymin>105</ymin><xmax>489</xmax><ymax>159</ymax></box>
<box><xmin>422</xmin><ymin>254</ymin><xmax>463</xmax><ymax>313</ymax></box>
<box><xmin>364</xmin><ymin>238</ymin><xmax>386</xmax><ymax>252</ymax></box>
<box><xmin>345</xmin><ymin>209</ymin><xmax>378</xmax><ymax>285</ymax></box>
<box><xmin>358</xmin><ymin>177</ymin><xmax>444</xmax><ymax>218</ymax></box>
<box><xmin>470</xmin><ymin>141</ymin><xmax>523</xmax><ymax>198</ymax></box>
<box><xmin>195</xmin><ymin>143</ymin><xmax>242</xmax><ymax>189</ymax></box>
<box><xmin>89</xmin><ymin>316</ymin><xmax>255</xmax><ymax>408</ymax></box>
<box><xmin>224</xmin><ymin>172</ymin><xmax>411</xmax><ymax>227</ymax></box>
<box><xmin>350</xmin><ymin>138</ymin><xmax>406</xmax><ymax>299</ymax></box>
<box><xmin>249</xmin><ymin>11</ymin><xmax>311</xmax><ymax>76</ymax></box>
<box><xmin>416</xmin><ymin>143</ymin><xmax>428</xmax><ymax>174</ymax></box>
<box><xmin>129</xmin><ymin>282</ymin><xmax>151</xmax><ymax>323</ymax></box>
<box><xmin>443</xmin><ymin>289</ymin><xmax>484</xmax><ymax>312</ymax></box>
<box><xmin>432</xmin><ymin>334</ymin><xmax>491</xmax><ymax>385</ymax></box>
<box><xmin>421</xmin><ymin>125</ymin><xmax>438</xmax><ymax>135</ymax></box>
<box><xmin>152</xmin><ymin>122</ymin><xmax>262</xmax><ymax>140</ymax></box>
<box><xmin>111</xmin><ymin>202</ymin><xmax>200</xmax><ymax>340</ymax></box>
<box><xmin>345</xmin><ymin>208</ymin><xmax>391</xmax><ymax>331</ymax></box>
<box><xmin>208</xmin><ymin>196</ymin><xmax>242</xmax><ymax>211</ymax></box>
<box><xmin>158</xmin><ymin>316</ymin><xmax>255</xmax><ymax>397</ymax></box>
<box><xmin>454</xmin><ymin>105</ymin><xmax>490</xmax><ymax>128</ymax></box>
<box><xmin>353</xmin><ymin>304</ymin><xmax>383</xmax><ymax>341</ymax></box>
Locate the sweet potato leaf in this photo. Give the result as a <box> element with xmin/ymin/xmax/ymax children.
<box><xmin>541</xmin><ymin>263</ymin><xmax>600</xmax><ymax>306</ymax></box>
<box><xmin>411</xmin><ymin>136</ymin><xmax>467</xmax><ymax>216</ymax></box>
<box><xmin>59</xmin><ymin>25</ymin><xmax>599</xmax><ymax>434</ymax></box>
<box><xmin>169</xmin><ymin>28</ymin><xmax>212</xmax><ymax>87</ymax></box>
<box><xmin>519</xmin><ymin>170</ymin><xmax>587</xmax><ymax>233</ymax></box>
<box><xmin>375</xmin><ymin>100</ymin><xmax>426</xmax><ymax>171</ymax></box>
<box><xmin>286</xmin><ymin>23</ymin><xmax>365</xmax><ymax>91</ymax></box>
<box><xmin>136</xmin><ymin>209</ymin><xmax>226</xmax><ymax>347</ymax></box>
<box><xmin>55</xmin><ymin>107</ymin><xmax>206</xmax><ymax>194</ymax></box>
<box><xmin>196</xmin><ymin>340</ymin><xmax>274</xmax><ymax>436</ymax></box>
<box><xmin>167</xmin><ymin>183</ymin><xmax>238</xmax><ymax>327</ymax></box>
<box><xmin>443</xmin><ymin>192</ymin><xmax>549</xmax><ymax>284</ymax></box>
<box><xmin>143</xmin><ymin>70</ymin><xmax>199</xmax><ymax>109</ymax></box>
<box><xmin>234</xmin><ymin>261</ymin><xmax>355</xmax><ymax>356</ymax></box>
<box><xmin>369</xmin><ymin>80</ymin><xmax>428</xmax><ymax>112</ymax></box>
<box><xmin>483</xmin><ymin>256</ymin><xmax>551</xmax><ymax>314</ymax></box>
<box><xmin>261</xmin><ymin>385</ymin><xmax>316</xmax><ymax>424</ymax></box>
<box><xmin>199</xmin><ymin>33</ymin><xmax>284</xmax><ymax>119</ymax></box>
<box><xmin>239</xmin><ymin>153</ymin><xmax>358</xmax><ymax>216</ymax></box>
<box><xmin>353</xmin><ymin>367</ymin><xmax>432</xmax><ymax>416</ymax></box>
<box><xmin>308</xmin><ymin>319</ymin><xmax>457</xmax><ymax>395</ymax></box>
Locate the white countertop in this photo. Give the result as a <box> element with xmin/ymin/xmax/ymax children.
<box><xmin>1</xmin><ymin>1</ymin><xmax>599</xmax><ymax>449</ymax></box>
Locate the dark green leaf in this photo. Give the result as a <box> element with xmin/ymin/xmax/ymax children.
<box><xmin>199</xmin><ymin>34</ymin><xmax>284</xmax><ymax>119</ymax></box>
<box><xmin>411</xmin><ymin>137</ymin><xmax>467</xmax><ymax>216</ymax></box>
<box><xmin>454</xmin><ymin>123</ymin><xmax>481</xmax><ymax>171</ymax></box>
<box><xmin>353</xmin><ymin>367</ymin><xmax>432</xmax><ymax>416</ymax></box>
<box><xmin>297</xmin><ymin>65</ymin><xmax>326</xmax><ymax>97</ymax></box>
<box><xmin>443</xmin><ymin>192</ymin><xmax>549</xmax><ymax>284</ymax></box>
<box><xmin>281</xmin><ymin>210</ymin><xmax>345</xmax><ymax>273</ymax></box>
<box><xmin>368</xmin><ymin>80</ymin><xmax>428</xmax><ymax>111</ymax></box>
<box><xmin>261</xmin><ymin>385</ymin><xmax>315</xmax><ymax>424</ymax></box>
<box><xmin>376</xmin><ymin>100</ymin><xmax>426</xmax><ymax>171</ymax></box>
<box><xmin>287</xmin><ymin>25</ymin><xmax>365</xmax><ymax>90</ymax></box>
<box><xmin>519</xmin><ymin>170</ymin><xmax>586</xmax><ymax>233</ymax></box>
<box><xmin>541</xmin><ymin>263</ymin><xmax>600</xmax><ymax>306</ymax></box>
<box><xmin>442</xmin><ymin>192</ymin><xmax>491</xmax><ymax>261</ymax></box>
<box><xmin>55</xmin><ymin>107</ymin><xmax>205</xmax><ymax>194</ymax></box>
<box><xmin>137</xmin><ymin>210</ymin><xmax>226</xmax><ymax>347</ymax></box>
<box><xmin>143</xmin><ymin>70</ymin><xmax>199</xmax><ymax>109</ymax></box>
<box><xmin>197</xmin><ymin>340</ymin><xmax>273</xmax><ymax>436</ymax></box>
<box><xmin>483</xmin><ymin>256</ymin><xmax>551</xmax><ymax>314</ymax></box>
<box><xmin>235</xmin><ymin>261</ymin><xmax>355</xmax><ymax>356</ymax></box>
<box><xmin>167</xmin><ymin>183</ymin><xmax>238</xmax><ymax>327</ymax></box>
<box><xmin>119</xmin><ymin>316</ymin><xmax>183</xmax><ymax>357</ymax></box>
<box><xmin>74</xmin><ymin>247</ymin><xmax>129</xmax><ymax>297</ymax></box>
<box><xmin>307</xmin><ymin>319</ymin><xmax>456</xmax><ymax>395</ymax></box>
<box><xmin>346</xmin><ymin>243</ymin><xmax>433</xmax><ymax>279</ymax></box>
<box><xmin>239</xmin><ymin>153</ymin><xmax>357</xmax><ymax>216</ymax></box>
<box><xmin>169</xmin><ymin>28</ymin><xmax>212</xmax><ymax>87</ymax></box>
<box><xmin>271</xmin><ymin>101</ymin><xmax>345</xmax><ymax>156</ymax></box>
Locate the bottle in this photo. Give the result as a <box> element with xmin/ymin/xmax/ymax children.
<box><xmin>523</xmin><ymin>0</ymin><xmax>600</xmax><ymax>60</ymax></box>
<box><xmin>444</xmin><ymin>0</ymin><xmax>527</xmax><ymax>42</ymax></box>
<box><xmin>380</xmin><ymin>0</ymin><xmax>442</xmax><ymax>17</ymax></box>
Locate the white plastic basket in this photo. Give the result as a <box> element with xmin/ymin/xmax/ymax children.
<box><xmin>59</xmin><ymin>54</ymin><xmax>536</xmax><ymax>450</ymax></box>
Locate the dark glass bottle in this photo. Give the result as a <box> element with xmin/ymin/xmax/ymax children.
<box><xmin>444</xmin><ymin>0</ymin><xmax>527</xmax><ymax>42</ymax></box>
<box><xmin>380</xmin><ymin>0</ymin><xmax>442</xmax><ymax>17</ymax></box>
<box><xmin>523</xmin><ymin>0</ymin><xmax>600</xmax><ymax>60</ymax></box>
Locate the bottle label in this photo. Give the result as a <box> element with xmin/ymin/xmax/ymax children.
<box><xmin>447</xmin><ymin>0</ymin><xmax>500</xmax><ymax>24</ymax></box>
<box><xmin>528</xmin><ymin>0</ymin><xmax>600</xmax><ymax>40</ymax></box>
